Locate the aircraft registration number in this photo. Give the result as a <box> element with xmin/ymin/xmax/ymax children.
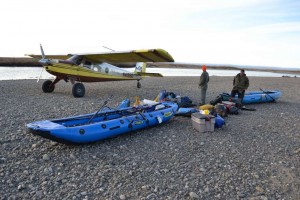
<box><xmin>123</xmin><ymin>73</ymin><xmax>134</xmax><ymax>78</ymax></box>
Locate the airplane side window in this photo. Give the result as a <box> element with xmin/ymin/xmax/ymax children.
<box><xmin>84</xmin><ymin>61</ymin><xmax>92</xmax><ymax>69</ymax></box>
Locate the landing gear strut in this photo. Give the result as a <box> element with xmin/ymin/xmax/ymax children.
<box><xmin>137</xmin><ymin>81</ymin><xmax>141</xmax><ymax>88</ymax></box>
<box><xmin>41</xmin><ymin>77</ymin><xmax>86</xmax><ymax>98</ymax></box>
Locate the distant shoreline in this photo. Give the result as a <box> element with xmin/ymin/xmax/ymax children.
<box><xmin>0</xmin><ymin>57</ymin><xmax>41</xmax><ymax>67</ymax></box>
<box><xmin>1</xmin><ymin>57</ymin><xmax>299</xmax><ymax>74</ymax></box>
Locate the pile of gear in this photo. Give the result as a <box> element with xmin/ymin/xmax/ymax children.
<box><xmin>154</xmin><ymin>90</ymin><xmax>240</xmax><ymax>129</ymax></box>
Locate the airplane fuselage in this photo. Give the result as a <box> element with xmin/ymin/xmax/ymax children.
<box><xmin>45</xmin><ymin>60</ymin><xmax>141</xmax><ymax>82</ymax></box>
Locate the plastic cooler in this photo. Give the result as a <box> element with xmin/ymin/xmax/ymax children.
<box><xmin>191</xmin><ymin>113</ymin><xmax>215</xmax><ymax>133</ymax></box>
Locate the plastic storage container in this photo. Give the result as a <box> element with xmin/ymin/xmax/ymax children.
<box><xmin>191</xmin><ymin>113</ymin><xmax>215</xmax><ymax>133</ymax></box>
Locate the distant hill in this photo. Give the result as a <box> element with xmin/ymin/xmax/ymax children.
<box><xmin>0</xmin><ymin>57</ymin><xmax>40</xmax><ymax>66</ymax></box>
<box><xmin>148</xmin><ymin>62</ymin><xmax>300</xmax><ymax>74</ymax></box>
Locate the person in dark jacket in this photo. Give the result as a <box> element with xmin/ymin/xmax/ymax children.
<box><xmin>198</xmin><ymin>65</ymin><xmax>209</xmax><ymax>105</ymax></box>
<box><xmin>231</xmin><ymin>69</ymin><xmax>249</xmax><ymax>102</ymax></box>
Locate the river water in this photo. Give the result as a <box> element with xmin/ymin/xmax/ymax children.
<box><xmin>0</xmin><ymin>67</ymin><xmax>298</xmax><ymax>80</ymax></box>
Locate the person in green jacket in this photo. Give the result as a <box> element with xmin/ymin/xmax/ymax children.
<box><xmin>231</xmin><ymin>69</ymin><xmax>249</xmax><ymax>102</ymax></box>
<box><xmin>198</xmin><ymin>65</ymin><xmax>209</xmax><ymax>105</ymax></box>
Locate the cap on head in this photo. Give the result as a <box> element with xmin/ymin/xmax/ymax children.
<box><xmin>202</xmin><ymin>65</ymin><xmax>207</xmax><ymax>71</ymax></box>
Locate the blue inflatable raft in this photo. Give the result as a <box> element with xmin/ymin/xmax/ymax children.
<box><xmin>27</xmin><ymin>102</ymin><xmax>178</xmax><ymax>144</ymax></box>
<box><xmin>238</xmin><ymin>90</ymin><xmax>282</xmax><ymax>104</ymax></box>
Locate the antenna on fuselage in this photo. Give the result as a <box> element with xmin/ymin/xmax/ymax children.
<box><xmin>102</xmin><ymin>46</ymin><xmax>115</xmax><ymax>52</ymax></box>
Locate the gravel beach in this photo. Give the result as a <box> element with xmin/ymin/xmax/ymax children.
<box><xmin>0</xmin><ymin>76</ymin><xmax>299</xmax><ymax>200</ymax></box>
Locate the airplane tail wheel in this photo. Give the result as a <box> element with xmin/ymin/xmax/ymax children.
<box><xmin>42</xmin><ymin>80</ymin><xmax>55</xmax><ymax>93</ymax></box>
<box><xmin>72</xmin><ymin>83</ymin><xmax>85</xmax><ymax>98</ymax></box>
<box><xmin>137</xmin><ymin>81</ymin><xmax>141</xmax><ymax>88</ymax></box>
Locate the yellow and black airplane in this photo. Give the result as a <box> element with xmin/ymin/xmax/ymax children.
<box><xmin>27</xmin><ymin>45</ymin><xmax>174</xmax><ymax>97</ymax></box>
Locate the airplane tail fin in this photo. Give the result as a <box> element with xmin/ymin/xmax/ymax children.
<box><xmin>134</xmin><ymin>62</ymin><xmax>163</xmax><ymax>77</ymax></box>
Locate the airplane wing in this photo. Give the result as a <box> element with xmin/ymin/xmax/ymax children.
<box><xmin>79</xmin><ymin>49</ymin><xmax>174</xmax><ymax>63</ymax></box>
<box><xmin>26</xmin><ymin>48</ymin><xmax>174</xmax><ymax>63</ymax></box>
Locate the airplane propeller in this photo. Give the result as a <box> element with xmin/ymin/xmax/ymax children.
<box><xmin>40</xmin><ymin>44</ymin><xmax>46</xmax><ymax>59</ymax></box>
<box><xmin>37</xmin><ymin>44</ymin><xmax>47</xmax><ymax>82</ymax></box>
<box><xmin>37</xmin><ymin>67</ymin><xmax>44</xmax><ymax>83</ymax></box>
<box><xmin>38</xmin><ymin>44</ymin><xmax>51</xmax><ymax>65</ymax></box>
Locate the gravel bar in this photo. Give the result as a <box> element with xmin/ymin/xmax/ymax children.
<box><xmin>0</xmin><ymin>76</ymin><xmax>299</xmax><ymax>200</ymax></box>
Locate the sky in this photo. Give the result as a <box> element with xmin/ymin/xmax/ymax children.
<box><xmin>1</xmin><ymin>0</ymin><xmax>300</xmax><ymax>68</ymax></box>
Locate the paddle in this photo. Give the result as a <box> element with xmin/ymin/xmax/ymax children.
<box><xmin>87</xmin><ymin>95</ymin><xmax>114</xmax><ymax>124</ymax></box>
<box><xmin>241</xmin><ymin>106</ymin><xmax>256</xmax><ymax>111</ymax></box>
<box><xmin>259</xmin><ymin>88</ymin><xmax>276</xmax><ymax>103</ymax></box>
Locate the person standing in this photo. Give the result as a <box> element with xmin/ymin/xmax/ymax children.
<box><xmin>198</xmin><ymin>65</ymin><xmax>209</xmax><ymax>105</ymax></box>
<box><xmin>231</xmin><ymin>69</ymin><xmax>249</xmax><ymax>103</ymax></box>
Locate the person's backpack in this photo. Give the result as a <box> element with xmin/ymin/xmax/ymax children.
<box><xmin>229</xmin><ymin>106</ymin><xmax>239</xmax><ymax>115</ymax></box>
<box><xmin>210</xmin><ymin>93</ymin><xmax>232</xmax><ymax>105</ymax></box>
<box><xmin>221</xmin><ymin>93</ymin><xmax>232</xmax><ymax>101</ymax></box>
<box><xmin>177</xmin><ymin>96</ymin><xmax>195</xmax><ymax>108</ymax></box>
<box><xmin>210</xmin><ymin>95</ymin><xmax>222</xmax><ymax>105</ymax></box>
